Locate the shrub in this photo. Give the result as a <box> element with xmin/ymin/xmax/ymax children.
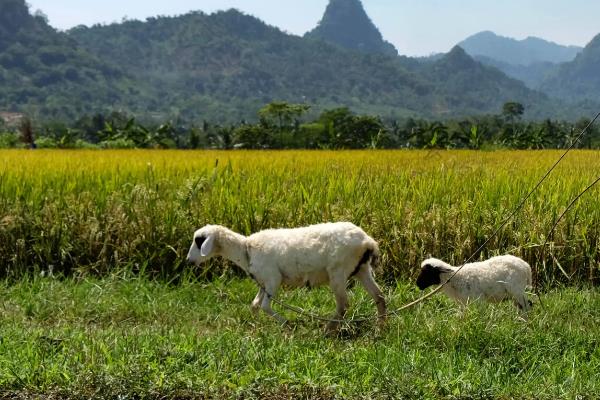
<box><xmin>0</xmin><ymin>132</ymin><xmax>20</xmax><ymax>148</ymax></box>
<box><xmin>35</xmin><ymin>136</ymin><xmax>58</xmax><ymax>148</ymax></box>
<box><xmin>99</xmin><ymin>138</ymin><xmax>136</xmax><ymax>149</ymax></box>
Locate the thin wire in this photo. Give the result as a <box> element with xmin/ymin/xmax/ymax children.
<box><xmin>540</xmin><ymin>174</ymin><xmax>600</xmax><ymax>279</ymax></box>
<box><xmin>262</xmin><ymin>112</ymin><xmax>600</xmax><ymax>324</ymax></box>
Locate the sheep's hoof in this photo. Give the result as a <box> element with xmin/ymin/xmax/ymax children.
<box><xmin>250</xmin><ymin>305</ymin><xmax>260</xmax><ymax>314</ymax></box>
<box><xmin>325</xmin><ymin>321</ymin><xmax>341</xmax><ymax>334</ymax></box>
<box><xmin>280</xmin><ymin>320</ymin><xmax>294</xmax><ymax>330</ymax></box>
<box><xmin>276</xmin><ymin>320</ymin><xmax>291</xmax><ymax>331</ymax></box>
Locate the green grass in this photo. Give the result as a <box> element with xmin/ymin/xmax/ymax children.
<box><xmin>1</xmin><ymin>277</ymin><xmax>599</xmax><ymax>399</ymax></box>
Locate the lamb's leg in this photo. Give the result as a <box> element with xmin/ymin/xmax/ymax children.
<box><xmin>251</xmin><ymin>288</ymin><xmax>265</xmax><ymax>314</ymax></box>
<box><xmin>260</xmin><ymin>280</ymin><xmax>287</xmax><ymax>324</ymax></box>
<box><xmin>327</xmin><ymin>277</ymin><xmax>349</xmax><ymax>332</ymax></box>
<box><xmin>355</xmin><ymin>267</ymin><xmax>387</xmax><ymax>323</ymax></box>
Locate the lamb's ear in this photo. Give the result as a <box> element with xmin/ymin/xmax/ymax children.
<box><xmin>439</xmin><ymin>265</ymin><xmax>454</xmax><ymax>274</ymax></box>
<box><xmin>200</xmin><ymin>235</ymin><xmax>216</xmax><ymax>257</ymax></box>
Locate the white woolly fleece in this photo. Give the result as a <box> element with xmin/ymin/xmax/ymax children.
<box><xmin>421</xmin><ymin>255</ymin><xmax>532</xmax><ymax>310</ymax></box>
<box><xmin>187</xmin><ymin>222</ymin><xmax>386</xmax><ymax>328</ymax></box>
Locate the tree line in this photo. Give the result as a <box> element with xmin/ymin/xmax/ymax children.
<box><xmin>1</xmin><ymin>101</ymin><xmax>599</xmax><ymax>150</ymax></box>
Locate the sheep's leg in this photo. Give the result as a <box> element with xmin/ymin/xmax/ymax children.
<box><xmin>514</xmin><ymin>292</ymin><xmax>532</xmax><ymax>312</ymax></box>
<box><xmin>251</xmin><ymin>288</ymin><xmax>265</xmax><ymax>314</ymax></box>
<box><xmin>326</xmin><ymin>277</ymin><xmax>349</xmax><ymax>332</ymax></box>
<box><xmin>355</xmin><ymin>267</ymin><xmax>387</xmax><ymax>323</ymax></box>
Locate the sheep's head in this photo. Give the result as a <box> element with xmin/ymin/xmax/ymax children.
<box><xmin>416</xmin><ymin>258</ymin><xmax>453</xmax><ymax>290</ymax></box>
<box><xmin>187</xmin><ymin>225</ymin><xmax>220</xmax><ymax>265</ymax></box>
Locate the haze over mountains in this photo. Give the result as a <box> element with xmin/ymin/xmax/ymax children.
<box><xmin>459</xmin><ymin>31</ymin><xmax>582</xmax><ymax>66</ymax></box>
<box><xmin>458</xmin><ymin>31</ymin><xmax>582</xmax><ymax>90</ymax></box>
<box><xmin>0</xmin><ymin>0</ymin><xmax>598</xmax><ymax>122</ymax></box>
<box><xmin>458</xmin><ymin>30</ymin><xmax>600</xmax><ymax>105</ymax></box>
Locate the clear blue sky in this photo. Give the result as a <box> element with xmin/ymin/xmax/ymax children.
<box><xmin>26</xmin><ymin>0</ymin><xmax>600</xmax><ymax>56</ymax></box>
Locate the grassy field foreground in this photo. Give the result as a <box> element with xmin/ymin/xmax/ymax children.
<box><xmin>1</xmin><ymin>277</ymin><xmax>599</xmax><ymax>399</ymax></box>
<box><xmin>1</xmin><ymin>150</ymin><xmax>600</xmax><ymax>398</ymax></box>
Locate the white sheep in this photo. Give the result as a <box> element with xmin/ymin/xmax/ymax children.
<box><xmin>416</xmin><ymin>255</ymin><xmax>532</xmax><ymax>310</ymax></box>
<box><xmin>187</xmin><ymin>222</ymin><xmax>386</xmax><ymax>329</ymax></box>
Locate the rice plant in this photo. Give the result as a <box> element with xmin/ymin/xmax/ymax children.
<box><xmin>0</xmin><ymin>149</ymin><xmax>598</xmax><ymax>285</ymax></box>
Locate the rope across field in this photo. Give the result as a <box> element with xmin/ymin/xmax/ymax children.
<box><xmin>248</xmin><ymin>112</ymin><xmax>600</xmax><ymax>323</ymax></box>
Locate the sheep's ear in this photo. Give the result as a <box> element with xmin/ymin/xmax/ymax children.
<box><xmin>200</xmin><ymin>235</ymin><xmax>215</xmax><ymax>257</ymax></box>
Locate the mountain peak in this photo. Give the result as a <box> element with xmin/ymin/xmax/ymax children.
<box><xmin>305</xmin><ymin>0</ymin><xmax>397</xmax><ymax>56</ymax></box>
<box><xmin>438</xmin><ymin>46</ymin><xmax>478</xmax><ymax>69</ymax></box>
<box><xmin>585</xmin><ymin>33</ymin><xmax>600</xmax><ymax>50</ymax></box>
<box><xmin>459</xmin><ymin>31</ymin><xmax>582</xmax><ymax>66</ymax></box>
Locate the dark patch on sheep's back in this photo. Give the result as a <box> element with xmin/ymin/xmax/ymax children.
<box><xmin>350</xmin><ymin>249</ymin><xmax>373</xmax><ymax>278</ymax></box>
<box><xmin>416</xmin><ymin>264</ymin><xmax>443</xmax><ymax>290</ymax></box>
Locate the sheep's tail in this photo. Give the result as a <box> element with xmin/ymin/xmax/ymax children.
<box><xmin>351</xmin><ymin>241</ymin><xmax>380</xmax><ymax>277</ymax></box>
<box><xmin>369</xmin><ymin>242</ymin><xmax>380</xmax><ymax>270</ymax></box>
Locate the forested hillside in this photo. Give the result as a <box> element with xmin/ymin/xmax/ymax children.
<box><xmin>0</xmin><ymin>0</ymin><xmax>594</xmax><ymax>122</ymax></box>
<box><xmin>541</xmin><ymin>34</ymin><xmax>600</xmax><ymax>102</ymax></box>
<box><xmin>68</xmin><ymin>9</ymin><xmax>432</xmax><ymax>121</ymax></box>
<box><xmin>66</xmin><ymin>9</ymin><xmax>560</xmax><ymax>120</ymax></box>
<box><xmin>0</xmin><ymin>0</ymin><xmax>139</xmax><ymax>119</ymax></box>
<box><xmin>423</xmin><ymin>46</ymin><xmax>551</xmax><ymax>115</ymax></box>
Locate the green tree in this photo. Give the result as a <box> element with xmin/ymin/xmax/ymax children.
<box><xmin>317</xmin><ymin>108</ymin><xmax>385</xmax><ymax>149</ymax></box>
<box><xmin>234</xmin><ymin>124</ymin><xmax>273</xmax><ymax>149</ymax></box>
<box><xmin>207</xmin><ymin>126</ymin><xmax>235</xmax><ymax>149</ymax></box>
<box><xmin>258</xmin><ymin>102</ymin><xmax>310</xmax><ymax>131</ymax></box>
<box><xmin>502</xmin><ymin>102</ymin><xmax>525</xmax><ymax>123</ymax></box>
<box><xmin>467</xmin><ymin>125</ymin><xmax>484</xmax><ymax>149</ymax></box>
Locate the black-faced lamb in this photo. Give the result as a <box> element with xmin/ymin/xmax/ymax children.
<box><xmin>416</xmin><ymin>255</ymin><xmax>532</xmax><ymax>310</ymax></box>
<box><xmin>187</xmin><ymin>222</ymin><xmax>387</xmax><ymax>330</ymax></box>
